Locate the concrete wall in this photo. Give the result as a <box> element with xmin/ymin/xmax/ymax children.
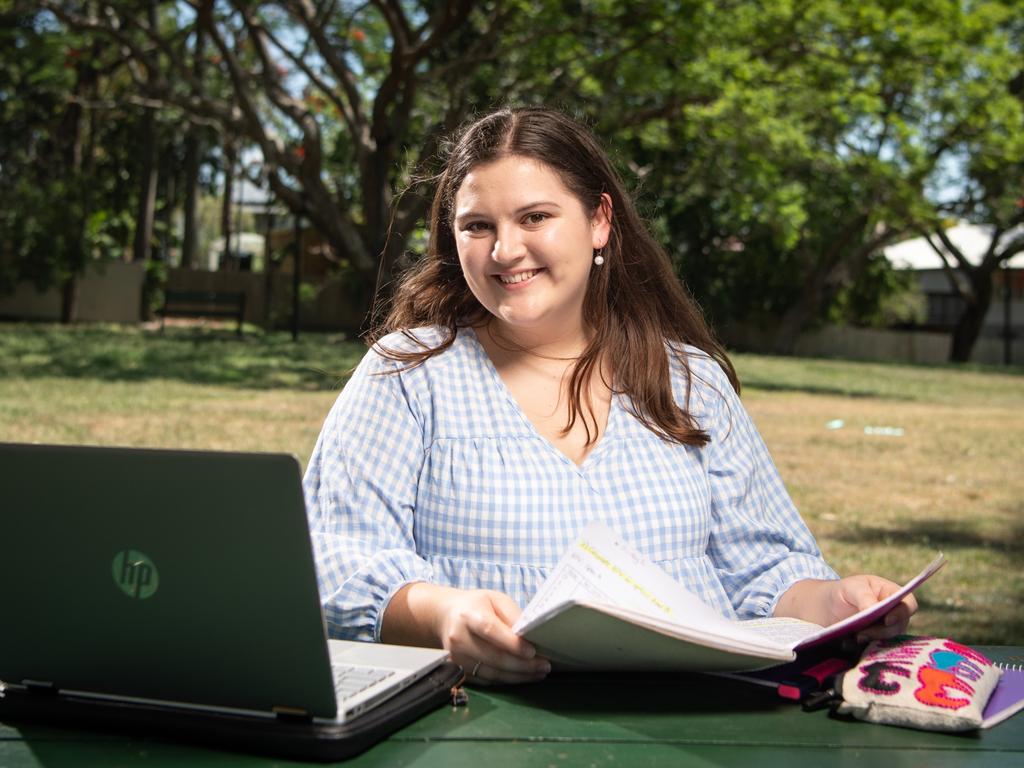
<box><xmin>0</xmin><ymin>261</ymin><xmax>145</xmax><ymax>323</ymax></box>
<box><xmin>725</xmin><ymin>322</ymin><xmax>1023</xmax><ymax>366</ymax></box>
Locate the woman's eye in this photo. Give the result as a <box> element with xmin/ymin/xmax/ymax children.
<box><xmin>524</xmin><ymin>213</ymin><xmax>548</xmax><ymax>225</ymax></box>
<box><xmin>464</xmin><ymin>221</ymin><xmax>491</xmax><ymax>233</ymax></box>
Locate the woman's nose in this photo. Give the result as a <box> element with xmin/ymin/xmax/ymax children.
<box><xmin>491</xmin><ymin>228</ymin><xmax>525</xmax><ymax>263</ymax></box>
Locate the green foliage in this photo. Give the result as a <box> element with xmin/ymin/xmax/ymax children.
<box><xmin>828</xmin><ymin>254</ymin><xmax>926</xmax><ymax>328</ymax></box>
<box><xmin>142</xmin><ymin>259</ymin><xmax>168</xmax><ymax>319</ymax></box>
<box><xmin>7</xmin><ymin>0</ymin><xmax>1021</xmax><ymax>340</ymax></box>
<box><xmin>0</xmin><ymin>6</ymin><xmax>224</xmax><ymax>303</ymax></box>
<box><xmin>0</xmin><ymin>12</ymin><xmax>77</xmax><ymax>290</ymax></box>
<box><xmin>297</xmin><ymin>280</ymin><xmax>319</xmax><ymax>309</ymax></box>
<box><xmin>0</xmin><ymin>10</ymin><xmax>140</xmax><ymax>297</ymax></box>
<box><xmin>579</xmin><ymin>0</ymin><xmax>1021</xmax><ymax>335</ymax></box>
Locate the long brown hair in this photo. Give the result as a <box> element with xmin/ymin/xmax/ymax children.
<box><xmin>371</xmin><ymin>106</ymin><xmax>738</xmax><ymax>447</ymax></box>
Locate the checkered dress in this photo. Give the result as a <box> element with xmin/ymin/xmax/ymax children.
<box><xmin>303</xmin><ymin>326</ymin><xmax>837</xmax><ymax>641</ymax></box>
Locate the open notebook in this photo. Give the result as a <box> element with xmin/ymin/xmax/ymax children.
<box><xmin>514</xmin><ymin>521</ymin><xmax>945</xmax><ymax>671</ymax></box>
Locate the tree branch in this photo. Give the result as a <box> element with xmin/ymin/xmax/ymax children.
<box><xmin>923</xmin><ymin>232</ymin><xmax>970</xmax><ymax>302</ymax></box>
<box><xmin>255</xmin><ymin>12</ymin><xmax>360</xmax><ymax>142</ymax></box>
<box><xmin>287</xmin><ymin>0</ymin><xmax>372</xmax><ymax>159</ymax></box>
<box><xmin>933</xmin><ymin>226</ymin><xmax>975</xmax><ymax>272</ymax></box>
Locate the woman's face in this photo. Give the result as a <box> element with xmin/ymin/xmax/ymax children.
<box><xmin>453</xmin><ymin>155</ymin><xmax>611</xmax><ymax>343</ymax></box>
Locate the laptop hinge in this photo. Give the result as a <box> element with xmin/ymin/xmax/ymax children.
<box><xmin>21</xmin><ymin>679</ymin><xmax>58</xmax><ymax>696</ymax></box>
<box><xmin>273</xmin><ymin>705</ymin><xmax>312</xmax><ymax>723</ymax></box>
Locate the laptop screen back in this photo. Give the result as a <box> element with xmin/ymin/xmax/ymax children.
<box><xmin>0</xmin><ymin>443</ymin><xmax>338</xmax><ymax>719</ymax></box>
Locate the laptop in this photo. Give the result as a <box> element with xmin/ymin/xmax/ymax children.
<box><xmin>0</xmin><ymin>442</ymin><xmax>451</xmax><ymax>728</ymax></box>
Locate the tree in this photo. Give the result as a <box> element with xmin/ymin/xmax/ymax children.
<box><xmin>38</xmin><ymin>2</ymin><xmax>502</xmax><ymax>316</ymax></box>
<box><xmin>0</xmin><ymin>8</ymin><xmax>125</xmax><ymax>322</ymax></box>
<box><xmin>179</xmin><ymin>0</ymin><xmax>211</xmax><ymax>270</ymax></box>
<box><xmin>916</xmin><ymin>1</ymin><xmax>1024</xmax><ymax>361</ymax></box>
<box><xmin>40</xmin><ymin>1</ymin><xmax>710</xmax><ymax>323</ymax></box>
<box><xmin>591</xmin><ymin>1</ymin><xmax>1020</xmax><ymax>352</ymax></box>
<box><xmin>26</xmin><ymin>0</ymin><xmax>1020</xmax><ymax>346</ymax></box>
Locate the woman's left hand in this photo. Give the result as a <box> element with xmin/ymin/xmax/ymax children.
<box><xmin>775</xmin><ymin>575</ymin><xmax>918</xmax><ymax>640</ymax></box>
<box><xmin>826</xmin><ymin>575</ymin><xmax>918</xmax><ymax>641</ymax></box>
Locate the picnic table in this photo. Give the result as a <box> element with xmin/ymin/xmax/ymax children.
<box><xmin>2</xmin><ymin>645</ymin><xmax>1021</xmax><ymax>767</ymax></box>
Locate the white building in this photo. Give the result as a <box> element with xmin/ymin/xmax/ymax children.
<box><xmin>883</xmin><ymin>222</ymin><xmax>1024</xmax><ymax>338</ymax></box>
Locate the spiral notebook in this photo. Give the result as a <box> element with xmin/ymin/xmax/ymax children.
<box><xmin>984</xmin><ymin>665</ymin><xmax>1024</xmax><ymax>729</ymax></box>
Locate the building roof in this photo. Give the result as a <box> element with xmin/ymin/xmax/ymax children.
<box><xmin>884</xmin><ymin>222</ymin><xmax>1024</xmax><ymax>270</ymax></box>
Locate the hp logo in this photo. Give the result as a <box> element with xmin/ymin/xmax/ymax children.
<box><xmin>112</xmin><ymin>550</ymin><xmax>159</xmax><ymax>599</ymax></box>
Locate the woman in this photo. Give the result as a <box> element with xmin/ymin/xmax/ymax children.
<box><xmin>303</xmin><ymin>106</ymin><xmax>916</xmax><ymax>685</ymax></box>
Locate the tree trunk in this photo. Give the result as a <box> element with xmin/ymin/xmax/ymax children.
<box><xmin>220</xmin><ymin>143</ymin><xmax>236</xmax><ymax>271</ymax></box>
<box><xmin>181</xmin><ymin>132</ymin><xmax>201</xmax><ymax>269</ymax></box>
<box><xmin>158</xmin><ymin>152</ymin><xmax>174</xmax><ymax>263</ymax></box>
<box><xmin>132</xmin><ymin>107</ymin><xmax>159</xmax><ymax>262</ymax></box>
<box><xmin>771</xmin><ymin>215</ymin><xmax>877</xmax><ymax>355</ymax></box>
<box><xmin>57</xmin><ymin>38</ymin><xmax>96</xmax><ymax>324</ymax></box>
<box><xmin>60</xmin><ymin>276</ymin><xmax>80</xmax><ymax>324</ymax></box>
<box><xmin>772</xmin><ymin>266</ymin><xmax>827</xmax><ymax>355</ymax></box>
<box><xmin>181</xmin><ymin>9</ymin><xmax>208</xmax><ymax>271</ymax></box>
<box><xmin>949</xmin><ymin>269</ymin><xmax>994</xmax><ymax>363</ymax></box>
<box><xmin>262</xmin><ymin>211</ymin><xmax>275</xmax><ymax>327</ymax></box>
<box><xmin>361</xmin><ymin>191</ymin><xmax>432</xmax><ymax>329</ymax></box>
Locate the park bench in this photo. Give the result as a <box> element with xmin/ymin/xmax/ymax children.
<box><xmin>158</xmin><ymin>290</ymin><xmax>247</xmax><ymax>336</ymax></box>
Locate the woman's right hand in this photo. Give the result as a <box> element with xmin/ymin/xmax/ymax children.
<box><xmin>435</xmin><ymin>587</ymin><xmax>551</xmax><ymax>685</ymax></box>
<box><xmin>382</xmin><ymin>583</ymin><xmax>551</xmax><ymax>685</ymax></box>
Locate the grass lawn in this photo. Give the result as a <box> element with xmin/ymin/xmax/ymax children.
<box><xmin>1</xmin><ymin>322</ymin><xmax>1021</xmax><ymax>644</ymax></box>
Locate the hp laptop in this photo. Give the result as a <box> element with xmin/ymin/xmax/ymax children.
<box><xmin>0</xmin><ymin>443</ymin><xmax>452</xmax><ymax>741</ymax></box>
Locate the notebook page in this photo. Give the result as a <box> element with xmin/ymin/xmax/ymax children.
<box><xmin>514</xmin><ymin>521</ymin><xmax>727</xmax><ymax>633</ymax></box>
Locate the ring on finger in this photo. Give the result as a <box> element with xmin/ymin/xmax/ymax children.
<box><xmin>471</xmin><ymin>660</ymin><xmax>482</xmax><ymax>678</ymax></box>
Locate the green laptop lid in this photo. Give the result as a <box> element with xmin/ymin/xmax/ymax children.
<box><xmin>0</xmin><ymin>443</ymin><xmax>338</xmax><ymax>719</ymax></box>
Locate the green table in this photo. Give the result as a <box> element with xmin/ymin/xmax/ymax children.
<box><xmin>3</xmin><ymin>647</ymin><xmax>1022</xmax><ymax>767</ymax></box>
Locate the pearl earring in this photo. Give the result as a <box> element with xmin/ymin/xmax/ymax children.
<box><xmin>593</xmin><ymin>248</ymin><xmax>605</xmax><ymax>266</ymax></box>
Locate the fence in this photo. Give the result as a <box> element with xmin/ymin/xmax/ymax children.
<box><xmin>0</xmin><ymin>261</ymin><xmax>145</xmax><ymax>323</ymax></box>
<box><xmin>2</xmin><ymin>266</ymin><xmax>1020</xmax><ymax>364</ymax></box>
<box><xmin>164</xmin><ymin>268</ymin><xmax>365</xmax><ymax>331</ymax></box>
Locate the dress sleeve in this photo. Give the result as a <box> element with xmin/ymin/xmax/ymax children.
<box><xmin>694</xmin><ymin>357</ymin><xmax>838</xmax><ymax>619</ymax></box>
<box><xmin>303</xmin><ymin>346</ymin><xmax>434</xmax><ymax>641</ymax></box>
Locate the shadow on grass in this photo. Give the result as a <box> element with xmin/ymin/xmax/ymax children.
<box><xmin>737</xmin><ymin>352</ymin><xmax>1024</xmax><ymax>405</ymax></box>
<box><xmin>830</xmin><ymin>518</ymin><xmax>1024</xmax><ymax>554</ymax></box>
<box><xmin>741</xmin><ymin>379</ymin><xmax>906</xmax><ymax>400</ymax></box>
<box><xmin>916</xmin><ymin>597</ymin><xmax>1024</xmax><ymax>646</ymax></box>
<box><xmin>834</xmin><ymin>518</ymin><xmax>1024</xmax><ymax>642</ymax></box>
<box><xmin>0</xmin><ymin>324</ymin><xmax>366</xmax><ymax>390</ymax></box>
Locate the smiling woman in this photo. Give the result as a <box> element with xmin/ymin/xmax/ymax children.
<box><xmin>301</xmin><ymin>106</ymin><xmax>919</xmax><ymax>687</ymax></box>
<box><xmin>452</xmin><ymin>156</ymin><xmax>610</xmax><ymax>344</ymax></box>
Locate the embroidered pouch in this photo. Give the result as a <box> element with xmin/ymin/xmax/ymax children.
<box><xmin>835</xmin><ymin>635</ymin><xmax>1002</xmax><ymax>732</ymax></box>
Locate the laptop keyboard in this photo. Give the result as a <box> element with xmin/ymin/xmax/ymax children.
<box><xmin>331</xmin><ymin>664</ymin><xmax>395</xmax><ymax>701</ymax></box>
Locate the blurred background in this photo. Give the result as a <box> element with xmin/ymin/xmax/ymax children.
<box><xmin>2</xmin><ymin>0</ymin><xmax>1022</xmax><ymax>361</ymax></box>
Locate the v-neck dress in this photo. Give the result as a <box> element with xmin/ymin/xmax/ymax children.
<box><xmin>303</xmin><ymin>326</ymin><xmax>837</xmax><ymax>641</ymax></box>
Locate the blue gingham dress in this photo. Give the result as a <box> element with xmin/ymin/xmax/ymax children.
<box><xmin>303</xmin><ymin>326</ymin><xmax>837</xmax><ymax>641</ymax></box>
